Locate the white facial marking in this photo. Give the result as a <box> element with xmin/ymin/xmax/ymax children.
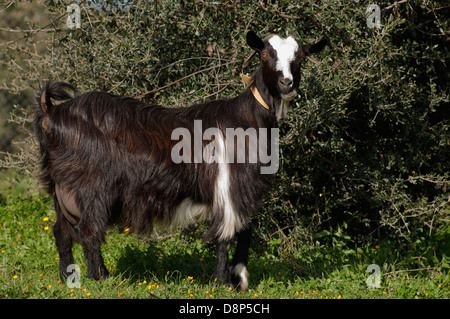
<box><xmin>268</xmin><ymin>35</ymin><xmax>299</xmax><ymax>81</ymax></box>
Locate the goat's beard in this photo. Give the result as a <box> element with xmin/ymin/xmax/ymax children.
<box><xmin>277</xmin><ymin>90</ymin><xmax>296</xmax><ymax>120</ymax></box>
<box><xmin>281</xmin><ymin>89</ymin><xmax>296</xmax><ymax>101</ymax></box>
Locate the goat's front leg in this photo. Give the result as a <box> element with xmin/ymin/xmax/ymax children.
<box><xmin>213</xmin><ymin>239</ymin><xmax>231</xmax><ymax>286</ymax></box>
<box><xmin>230</xmin><ymin>226</ymin><xmax>251</xmax><ymax>293</ymax></box>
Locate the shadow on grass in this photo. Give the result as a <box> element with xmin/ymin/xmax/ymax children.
<box><xmin>114</xmin><ymin>241</ymin><xmax>216</xmax><ymax>284</ymax></box>
<box><xmin>112</xmin><ymin>239</ymin><xmax>313</xmax><ymax>288</ymax></box>
<box><xmin>112</xmin><ymin>228</ymin><xmax>450</xmax><ymax>289</ymax></box>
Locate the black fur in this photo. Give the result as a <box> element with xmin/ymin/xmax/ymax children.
<box><xmin>34</xmin><ymin>31</ymin><xmax>326</xmax><ymax>290</ymax></box>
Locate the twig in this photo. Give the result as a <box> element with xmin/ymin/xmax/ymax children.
<box><xmin>0</xmin><ymin>13</ymin><xmax>67</xmax><ymax>47</ymax></box>
<box><xmin>0</xmin><ymin>27</ymin><xmax>64</xmax><ymax>33</ymax></box>
<box><xmin>116</xmin><ymin>278</ymin><xmax>127</xmax><ymax>287</ymax></box>
<box><xmin>155</xmin><ymin>232</ymin><xmax>180</xmax><ymax>241</ymax></box>
<box><xmin>148</xmin><ymin>291</ymin><xmax>161</xmax><ymax>299</ymax></box>
<box><xmin>155</xmin><ymin>56</ymin><xmax>233</xmax><ymax>79</ymax></box>
<box><xmin>0</xmin><ymin>2</ymin><xmax>13</xmax><ymax>13</ymax></box>
<box><xmin>134</xmin><ymin>60</ymin><xmax>240</xmax><ymax>99</ymax></box>
<box><xmin>107</xmin><ymin>77</ymin><xmax>127</xmax><ymax>93</ymax></box>
<box><xmin>383</xmin><ymin>0</ymin><xmax>409</xmax><ymax>11</ymax></box>
<box><xmin>384</xmin><ymin>266</ymin><xmax>439</xmax><ymax>275</ymax></box>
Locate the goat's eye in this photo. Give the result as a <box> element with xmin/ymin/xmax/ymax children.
<box><xmin>261</xmin><ymin>52</ymin><xmax>268</xmax><ymax>58</ymax></box>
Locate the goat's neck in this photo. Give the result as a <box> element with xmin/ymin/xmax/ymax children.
<box><xmin>252</xmin><ymin>68</ymin><xmax>288</xmax><ymax>121</ymax></box>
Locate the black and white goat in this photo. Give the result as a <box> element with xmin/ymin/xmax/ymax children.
<box><xmin>34</xmin><ymin>31</ymin><xmax>326</xmax><ymax>291</ymax></box>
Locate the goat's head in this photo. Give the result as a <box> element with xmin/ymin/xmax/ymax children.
<box><xmin>246</xmin><ymin>31</ymin><xmax>327</xmax><ymax>105</ymax></box>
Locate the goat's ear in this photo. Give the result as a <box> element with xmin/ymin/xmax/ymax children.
<box><xmin>302</xmin><ymin>38</ymin><xmax>328</xmax><ymax>56</ymax></box>
<box><xmin>246</xmin><ymin>31</ymin><xmax>265</xmax><ymax>52</ymax></box>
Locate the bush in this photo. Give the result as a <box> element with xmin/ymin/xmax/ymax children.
<box><xmin>1</xmin><ymin>0</ymin><xmax>448</xmax><ymax>247</ymax></box>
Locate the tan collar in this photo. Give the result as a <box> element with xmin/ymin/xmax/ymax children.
<box><xmin>240</xmin><ymin>74</ymin><xmax>270</xmax><ymax>110</ymax></box>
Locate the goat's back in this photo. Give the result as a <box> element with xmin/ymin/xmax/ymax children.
<box><xmin>34</xmin><ymin>82</ymin><xmax>270</xmax><ymax>240</ymax></box>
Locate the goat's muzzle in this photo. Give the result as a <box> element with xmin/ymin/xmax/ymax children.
<box><xmin>278</xmin><ymin>77</ymin><xmax>293</xmax><ymax>92</ymax></box>
<box><xmin>278</xmin><ymin>77</ymin><xmax>296</xmax><ymax>100</ymax></box>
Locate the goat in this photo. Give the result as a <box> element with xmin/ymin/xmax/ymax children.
<box><xmin>34</xmin><ymin>31</ymin><xmax>326</xmax><ymax>292</ymax></box>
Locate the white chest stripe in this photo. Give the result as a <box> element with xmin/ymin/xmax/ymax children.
<box><xmin>268</xmin><ymin>36</ymin><xmax>299</xmax><ymax>81</ymax></box>
<box><xmin>214</xmin><ymin>131</ymin><xmax>242</xmax><ymax>240</ymax></box>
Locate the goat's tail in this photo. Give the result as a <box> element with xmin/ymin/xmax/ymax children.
<box><xmin>37</xmin><ymin>81</ymin><xmax>77</xmax><ymax>113</ymax></box>
<box><xmin>34</xmin><ymin>82</ymin><xmax>77</xmax><ymax>195</ymax></box>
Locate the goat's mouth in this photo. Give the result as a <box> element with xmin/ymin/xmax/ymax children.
<box><xmin>281</xmin><ymin>89</ymin><xmax>297</xmax><ymax>101</ymax></box>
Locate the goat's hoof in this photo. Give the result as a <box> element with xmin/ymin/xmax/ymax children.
<box><xmin>230</xmin><ymin>263</ymin><xmax>249</xmax><ymax>294</ymax></box>
<box><xmin>87</xmin><ymin>267</ymin><xmax>109</xmax><ymax>281</ymax></box>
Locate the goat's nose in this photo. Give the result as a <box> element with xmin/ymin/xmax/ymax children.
<box><xmin>279</xmin><ymin>77</ymin><xmax>293</xmax><ymax>88</ymax></box>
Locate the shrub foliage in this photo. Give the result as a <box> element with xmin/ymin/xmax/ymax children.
<box><xmin>1</xmin><ymin>0</ymin><xmax>449</xmax><ymax>244</ymax></box>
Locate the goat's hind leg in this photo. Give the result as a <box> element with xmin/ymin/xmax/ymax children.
<box><xmin>77</xmin><ymin>204</ymin><xmax>110</xmax><ymax>280</ymax></box>
<box><xmin>53</xmin><ymin>199</ymin><xmax>76</xmax><ymax>280</ymax></box>
<box><xmin>81</xmin><ymin>234</ymin><xmax>109</xmax><ymax>280</ymax></box>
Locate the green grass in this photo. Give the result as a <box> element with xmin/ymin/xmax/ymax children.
<box><xmin>0</xmin><ymin>186</ymin><xmax>449</xmax><ymax>299</ymax></box>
